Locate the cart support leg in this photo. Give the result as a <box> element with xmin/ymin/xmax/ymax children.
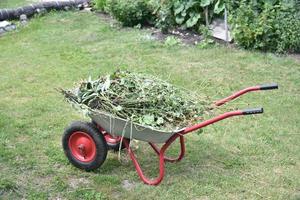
<box><xmin>123</xmin><ymin>134</ymin><xmax>179</xmax><ymax>185</ymax></box>
<box><xmin>149</xmin><ymin>135</ymin><xmax>185</xmax><ymax>163</ymax></box>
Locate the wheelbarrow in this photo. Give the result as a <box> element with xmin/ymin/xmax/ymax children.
<box><xmin>62</xmin><ymin>83</ymin><xmax>278</xmax><ymax>185</ymax></box>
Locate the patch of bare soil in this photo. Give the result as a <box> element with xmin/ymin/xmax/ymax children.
<box><xmin>96</xmin><ymin>12</ymin><xmax>204</xmax><ymax>45</ymax></box>
<box><xmin>289</xmin><ymin>53</ymin><xmax>300</xmax><ymax>63</ymax></box>
<box><xmin>68</xmin><ymin>177</ymin><xmax>90</xmax><ymax>189</ymax></box>
<box><xmin>96</xmin><ymin>12</ymin><xmax>114</xmax><ymax>24</ymax></box>
<box><xmin>150</xmin><ymin>28</ymin><xmax>204</xmax><ymax>45</ymax></box>
<box><xmin>121</xmin><ymin>180</ymin><xmax>136</xmax><ymax>191</ymax></box>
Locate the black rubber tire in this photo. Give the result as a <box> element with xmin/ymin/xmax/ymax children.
<box><xmin>91</xmin><ymin>120</ymin><xmax>127</xmax><ymax>151</ymax></box>
<box><xmin>62</xmin><ymin>121</ymin><xmax>108</xmax><ymax>171</ymax></box>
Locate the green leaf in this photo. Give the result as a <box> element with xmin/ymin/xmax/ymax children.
<box><xmin>186</xmin><ymin>13</ymin><xmax>201</xmax><ymax>28</ymax></box>
<box><xmin>174</xmin><ymin>112</ymin><xmax>181</xmax><ymax>117</ymax></box>
<box><xmin>142</xmin><ymin>114</ymin><xmax>155</xmax><ymax>125</ymax></box>
<box><xmin>115</xmin><ymin>105</ymin><xmax>123</xmax><ymax>111</ymax></box>
<box><xmin>200</xmin><ymin>0</ymin><xmax>211</xmax><ymax>7</ymax></box>
<box><xmin>101</xmin><ymin>75</ymin><xmax>111</xmax><ymax>92</ymax></box>
<box><xmin>214</xmin><ymin>0</ymin><xmax>225</xmax><ymax>14</ymax></box>
<box><xmin>164</xmin><ymin>36</ymin><xmax>181</xmax><ymax>46</ymax></box>
<box><xmin>156</xmin><ymin>117</ymin><xmax>164</xmax><ymax>125</ymax></box>
<box><xmin>174</xmin><ymin>4</ymin><xmax>185</xmax><ymax>15</ymax></box>
<box><xmin>175</xmin><ymin>16</ymin><xmax>185</xmax><ymax>24</ymax></box>
<box><xmin>185</xmin><ymin>0</ymin><xmax>197</xmax><ymax>9</ymax></box>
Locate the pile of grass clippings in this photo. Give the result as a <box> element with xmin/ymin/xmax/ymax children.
<box><xmin>60</xmin><ymin>70</ymin><xmax>210</xmax><ymax>131</ymax></box>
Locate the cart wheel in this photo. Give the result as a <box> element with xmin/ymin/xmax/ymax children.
<box><xmin>92</xmin><ymin>121</ymin><xmax>127</xmax><ymax>151</ymax></box>
<box><xmin>62</xmin><ymin>121</ymin><xmax>107</xmax><ymax>171</ymax></box>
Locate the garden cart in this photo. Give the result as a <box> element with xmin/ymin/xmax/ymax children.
<box><xmin>62</xmin><ymin>83</ymin><xmax>278</xmax><ymax>185</ymax></box>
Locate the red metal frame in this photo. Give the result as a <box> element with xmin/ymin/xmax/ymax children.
<box><xmin>149</xmin><ymin>136</ymin><xmax>185</xmax><ymax>163</ymax></box>
<box><xmin>215</xmin><ymin>86</ymin><xmax>260</xmax><ymax>106</ymax></box>
<box><xmin>101</xmin><ymin>84</ymin><xmax>276</xmax><ymax>185</ymax></box>
<box><xmin>95</xmin><ymin>123</ymin><xmax>122</xmax><ymax>145</ymax></box>
<box><xmin>122</xmin><ymin>110</ymin><xmax>244</xmax><ymax>185</ymax></box>
<box><xmin>103</xmin><ymin>132</ymin><xmax>122</xmax><ymax>145</ymax></box>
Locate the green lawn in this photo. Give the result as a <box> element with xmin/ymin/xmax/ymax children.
<box><xmin>0</xmin><ymin>0</ymin><xmax>33</xmax><ymax>8</ymax></box>
<box><xmin>0</xmin><ymin>11</ymin><xmax>299</xmax><ymax>200</ymax></box>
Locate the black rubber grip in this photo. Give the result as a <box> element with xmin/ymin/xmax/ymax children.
<box><xmin>259</xmin><ymin>83</ymin><xmax>278</xmax><ymax>90</ymax></box>
<box><xmin>242</xmin><ymin>108</ymin><xmax>264</xmax><ymax>115</ymax></box>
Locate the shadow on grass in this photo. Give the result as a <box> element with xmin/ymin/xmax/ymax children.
<box><xmin>88</xmin><ymin>138</ymin><xmax>239</xmax><ymax>183</ymax></box>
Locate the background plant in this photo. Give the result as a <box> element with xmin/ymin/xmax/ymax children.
<box><xmin>92</xmin><ymin>0</ymin><xmax>107</xmax><ymax>11</ymax></box>
<box><xmin>106</xmin><ymin>0</ymin><xmax>153</xmax><ymax>27</ymax></box>
<box><xmin>92</xmin><ymin>0</ymin><xmax>300</xmax><ymax>53</ymax></box>
<box><xmin>197</xmin><ymin>24</ymin><xmax>215</xmax><ymax>49</ymax></box>
<box><xmin>164</xmin><ymin>35</ymin><xmax>182</xmax><ymax>47</ymax></box>
<box><xmin>228</xmin><ymin>0</ymin><xmax>300</xmax><ymax>53</ymax></box>
<box><xmin>152</xmin><ymin>0</ymin><xmax>225</xmax><ymax>32</ymax></box>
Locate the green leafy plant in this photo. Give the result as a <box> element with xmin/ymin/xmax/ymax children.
<box><xmin>197</xmin><ymin>24</ymin><xmax>215</xmax><ymax>49</ymax></box>
<box><xmin>151</xmin><ymin>0</ymin><xmax>175</xmax><ymax>33</ymax></box>
<box><xmin>274</xmin><ymin>3</ymin><xmax>300</xmax><ymax>53</ymax></box>
<box><xmin>92</xmin><ymin>0</ymin><xmax>107</xmax><ymax>11</ymax></box>
<box><xmin>60</xmin><ymin>70</ymin><xmax>209</xmax><ymax>131</ymax></box>
<box><xmin>164</xmin><ymin>36</ymin><xmax>181</xmax><ymax>47</ymax></box>
<box><xmin>152</xmin><ymin>0</ymin><xmax>225</xmax><ymax>32</ymax></box>
<box><xmin>173</xmin><ymin>0</ymin><xmax>201</xmax><ymax>28</ymax></box>
<box><xmin>106</xmin><ymin>0</ymin><xmax>153</xmax><ymax>27</ymax></box>
<box><xmin>214</xmin><ymin>0</ymin><xmax>225</xmax><ymax>14</ymax></box>
<box><xmin>229</xmin><ymin>0</ymin><xmax>300</xmax><ymax>53</ymax></box>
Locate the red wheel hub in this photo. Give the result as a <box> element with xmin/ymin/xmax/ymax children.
<box><xmin>69</xmin><ymin>131</ymin><xmax>96</xmax><ymax>162</ymax></box>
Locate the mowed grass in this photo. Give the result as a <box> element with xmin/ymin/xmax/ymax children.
<box><xmin>0</xmin><ymin>11</ymin><xmax>299</xmax><ymax>200</ymax></box>
<box><xmin>0</xmin><ymin>0</ymin><xmax>33</xmax><ymax>8</ymax></box>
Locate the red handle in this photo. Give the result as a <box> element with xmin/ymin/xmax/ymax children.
<box><xmin>182</xmin><ymin>107</ymin><xmax>264</xmax><ymax>135</ymax></box>
<box><xmin>215</xmin><ymin>83</ymin><xmax>278</xmax><ymax>106</ymax></box>
<box><xmin>215</xmin><ymin>86</ymin><xmax>260</xmax><ymax>106</ymax></box>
